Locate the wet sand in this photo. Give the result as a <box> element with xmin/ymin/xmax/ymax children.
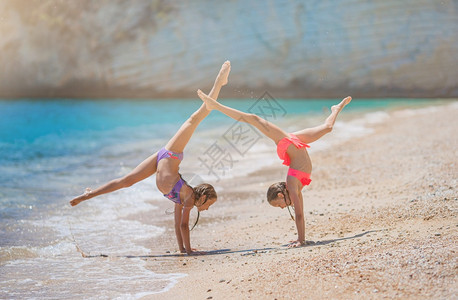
<box><xmin>145</xmin><ymin>101</ymin><xmax>457</xmax><ymax>299</ymax></box>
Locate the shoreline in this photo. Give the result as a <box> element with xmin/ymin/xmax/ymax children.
<box><xmin>148</xmin><ymin>101</ymin><xmax>457</xmax><ymax>299</ymax></box>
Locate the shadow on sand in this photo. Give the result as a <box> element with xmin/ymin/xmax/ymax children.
<box><xmin>78</xmin><ymin>230</ymin><xmax>379</xmax><ymax>258</ymax></box>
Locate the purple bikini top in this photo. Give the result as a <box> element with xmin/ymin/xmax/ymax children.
<box><xmin>163</xmin><ymin>177</ymin><xmax>185</xmax><ymax>204</ymax></box>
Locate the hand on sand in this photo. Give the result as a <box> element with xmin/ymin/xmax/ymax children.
<box><xmin>287</xmin><ymin>240</ymin><xmax>304</xmax><ymax>248</ymax></box>
<box><xmin>70</xmin><ymin>188</ymin><xmax>92</xmax><ymax>206</ymax></box>
<box><xmin>187</xmin><ymin>249</ymin><xmax>206</xmax><ymax>256</ymax></box>
<box><xmin>181</xmin><ymin>248</ymin><xmax>198</xmax><ymax>254</ymax></box>
<box><xmin>287</xmin><ymin>240</ymin><xmax>315</xmax><ymax>248</ymax></box>
<box><xmin>197</xmin><ymin>89</ymin><xmax>218</xmax><ymax>110</ymax></box>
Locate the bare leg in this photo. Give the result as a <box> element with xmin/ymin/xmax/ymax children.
<box><xmin>70</xmin><ymin>61</ymin><xmax>231</xmax><ymax>206</ymax></box>
<box><xmin>70</xmin><ymin>153</ymin><xmax>158</xmax><ymax>206</ymax></box>
<box><xmin>293</xmin><ymin>96</ymin><xmax>351</xmax><ymax>144</ymax></box>
<box><xmin>197</xmin><ymin>90</ymin><xmax>287</xmax><ymax>144</ymax></box>
<box><xmin>165</xmin><ymin>61</ymin><xmax>231</xmax><ymax>152</ymax></box>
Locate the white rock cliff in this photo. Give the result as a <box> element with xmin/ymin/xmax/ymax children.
<box><xmin>0</xmin><ymin>0</ymin><xmax>457</xmax><ymax>98</ymax></box>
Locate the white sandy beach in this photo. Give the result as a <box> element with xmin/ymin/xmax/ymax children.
<box><xmin>144</xmin><ymin>101</ymin><xmax>458</xmax><ymax>299</ymax></box>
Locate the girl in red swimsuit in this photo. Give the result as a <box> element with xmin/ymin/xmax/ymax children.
<box><xmin>198</xmin><ymin>89</ymin><xmax>351</xmax><ymax>248</ymax></box>
<box><xmin>70</xmin><ymin>61</ymin><xmax>231</xmax><ymax>255</ymax></box>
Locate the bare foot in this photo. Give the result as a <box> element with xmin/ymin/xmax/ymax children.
<box><xmin>331</xmin><ymin>96</ymin><xmax>352</xmax><ymax>115</ymax></box>
<box><xmin>215</xmin><ymin>60</ymin><xmax>231</xmax><ymax>86</ymax></box>
<box><xmin>197</xmin><ymin>89</ymin><xmax>218</xmax><ymax>110</ymax></box>
<box><xmin>325</xmin><ymin>96</ymin><xmax>352</xmax><ymax>128</ymax></box>
<box><xmin>70</xmin><ymin>188</ymin><xmax>92</xmax><ymax>206</ymax></box>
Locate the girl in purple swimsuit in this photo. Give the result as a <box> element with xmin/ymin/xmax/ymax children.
<box><xmin>70</xmin><ymin>61</ymin><xmax>231</xmax><ymax>255</ymax></box>
<box><xmin>197</xmin><ymin>89</ymin><xmax>351</xmax><ymax>248</ymax></box>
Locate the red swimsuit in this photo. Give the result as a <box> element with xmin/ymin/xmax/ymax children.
<box><xmin>276</xmin><ymin>134</ymin><xmax>312</xmax><ymax>186</ymax></box>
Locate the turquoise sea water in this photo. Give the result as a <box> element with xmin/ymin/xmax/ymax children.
<box><xmin>0</xmin><ymin>97</ymin><xmax>450</xmax><ymax>298</ymax></box>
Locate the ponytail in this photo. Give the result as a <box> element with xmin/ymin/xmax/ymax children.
<box><xmin>190</xmin><ymin>183</ymin><xmax>217</xmax><ymax>230</ymax></box>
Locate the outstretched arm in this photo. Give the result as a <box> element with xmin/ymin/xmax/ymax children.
<box><xmin>197</xmin><ymin>90</ymin><xmax>288</xmax><ymax>144</ymax></box>
<box><xmin>165</xmin><ymin>61</ymin><xmax>231</xmax><ymax>153</ymax></box>
<box><xmin>174</xmin><ymin>203</ymin><xmax>186</xmax><ymax>253</ymax></box>
<box><xmin>287</xmin><ymin>183</ymin><xmax>305</xmax><ymax>247</ymax></box>
<box><xmin>179</xmin><ymin>205</ymin><xmax>194</xmax><ymax>255</ymax></box>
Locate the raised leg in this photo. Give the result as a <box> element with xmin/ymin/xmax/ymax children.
<box><xmin>197</xmin><ymin>90</ymin><xmax>287</xmax><ymax>144</ymax></box>
<box><xmin>293</xmin><ymin>96</ymin><xmax>351</xmax><ymax>144</ymax></box>
<box><xmin>165</xmin><ymin>61</ymin><xmax>231</xmax><ymax>152</ymax></box>
<box><xmin>70</xmin><ymin>152</ymin><xmax>158</xmax><ymax>206</ymax></box>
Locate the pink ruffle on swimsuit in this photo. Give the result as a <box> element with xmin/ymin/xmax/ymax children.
<box><xmin>276</xmin><ymin>134</ymin><xmax>312</xmax><ymax>186</ymax></box>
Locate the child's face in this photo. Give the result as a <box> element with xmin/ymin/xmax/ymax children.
<box><xmin>197</xmin><ymin>197</ymin><xmax>216</xmax><ymax>211</ymax></box>
<box><xmin>269</xmin><ymin>193</ymin><xmax>287</xmax><ymax>209</ymax></box>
